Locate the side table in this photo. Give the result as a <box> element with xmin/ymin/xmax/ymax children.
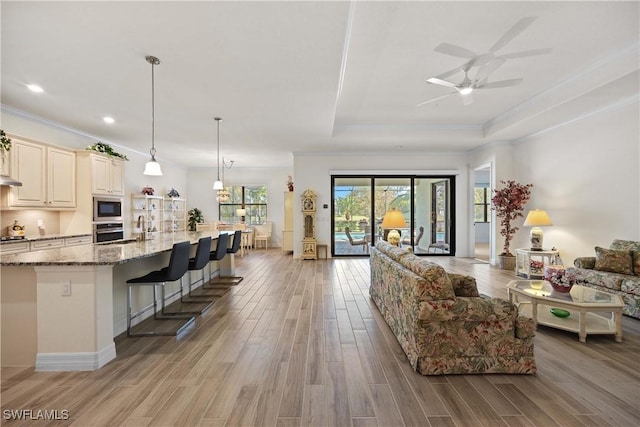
<box><xmin>515</xmin><ymin>248</ymin><xmax>561</xmax><ymax>279</ymax></box>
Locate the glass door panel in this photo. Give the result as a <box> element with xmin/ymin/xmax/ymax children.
<box><xmin>333</xmin><ymin>177</ymin><xmax>372</xmax><ymax>256</ymax></box>
<box><xmin>374</xmin><ymin>178</ymin><xmax>411</xmax><ymax>247</ymax></box>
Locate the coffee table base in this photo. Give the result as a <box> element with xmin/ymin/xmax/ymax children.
<box><xmin>515</xmin><ymin>301</ymin><xmax>622</xmax><ymax>343</ymax></box>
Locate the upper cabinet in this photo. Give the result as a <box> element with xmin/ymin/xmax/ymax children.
<box><xmin>4</xmin><ymin>138</ymin><xmax>76</xmax><ymax>208</ymax></box>
<box><xmin>90</xmin><ymin>154</ymin><xmax>124</xmax><ymax>196</ymax></box>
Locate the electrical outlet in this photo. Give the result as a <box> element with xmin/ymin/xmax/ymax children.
<box><xmin>61</xmin><ymin>281</ymin><xmax>71</xmax><ymax>296</ymax></box>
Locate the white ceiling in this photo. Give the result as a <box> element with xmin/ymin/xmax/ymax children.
<box><xmin>1</xmin><ymin>1</ymin><xmax>638</xmax><ymax>169</ymax></box>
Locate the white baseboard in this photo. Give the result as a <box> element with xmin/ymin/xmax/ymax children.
<box><xmin>35</xmin><ymin>343</ymin><xmax>116</xmax><ymax>372</ymax></box>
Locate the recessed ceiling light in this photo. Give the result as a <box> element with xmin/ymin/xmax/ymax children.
<box><xmin>103</xmin><ymin>116</ymin><xmax>115</xmax><ymax>124</ymax></box>
<box><xmin>26</xmin><ymin>84</ymin><xmax>44</xmax><ymax>93</ymax></box>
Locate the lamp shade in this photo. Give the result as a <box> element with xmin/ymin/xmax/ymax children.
<box><xmin>381</xmin><ymin>208</ymin><xmax>407</xmax><ymax>229</ymax></box>
<box><xmin>143</xmin><ymin>159</ymin><xmax>162</xmax><ymax>176</ymax></box>
<box><xmin>236</xmin><ymin>208</ymin><xmax>247</xmax><ymax>217</ymax></box>
<box><xmin>523</xmin><ymin>209</ymin><xmax>553</xmax><ymax>227</ymax></box>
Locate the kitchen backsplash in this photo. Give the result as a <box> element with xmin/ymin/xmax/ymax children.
<box><xmin>0</xmin><ymin>210</ymin><xmax>60</xmax><ymax>237</ymax></box>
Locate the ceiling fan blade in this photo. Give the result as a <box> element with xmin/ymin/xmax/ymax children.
<box><xmin>462</xmin><ymin>92</ymin><xmax>474</xmax><ymax>106</ymax></box>
<box><xmin>434</xmin><ymin>42</ymin><xmax>477</xmax><ymax>59</ymax></box>
<box><xmin>416</xmin><ymin>92</ymin><xmax>456</xmax><ymax>107</ymax></box>
<box><xmin>426</xmin><ymin>77</ymin><xmax>458</xmax><ymax>88</ymax></box>
<box><xmin>500</xmin><ymin>48</ymin><xmax>552</xmax><ymax>59</ymax></box>
<box><xmin>474</xmin><ymin>58</ymin><xmax>506</xmax><ymax>83</ymax></box>
<box><xmin>476</xmin><ymin>78</ymin><xmax>523</xmax><ymax>89</ymax></box>
<box><xmin>489</xmin><ymin>16</ymin><xmax>537</xmax><ymax>53</ymax></box>
<box><xmin>435</xmin><ymin>66</ymin><xmax>463</xmax><ymax>80</ymax></box>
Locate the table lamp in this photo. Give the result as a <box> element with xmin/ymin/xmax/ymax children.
<box><xmin>381</xmin><ymin>208</ymin><xmax>407</xmax><ymax>246</ymax></box>
<box><xmin>523</xmin><ymin>209</ymin><xmax>553</xmax><ymax>251</ymax></box>
<box><xmin>236</xmin><ymin>208</ymin><xmax>247</xmax><ymax>223</ymax></box>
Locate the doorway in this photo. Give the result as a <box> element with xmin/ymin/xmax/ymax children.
<box><xmin>331</xmin><ymin>175</ymin><xmax>455</xmax><ymax>257</ymax></box>
<box><xmin>473</xmin><ymin>165</ymin><xmax>491</xmax><ymax>262</ymax></box>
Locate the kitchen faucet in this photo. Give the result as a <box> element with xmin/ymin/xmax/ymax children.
<box><xmin>137</xmin><ymin>215</ymin><xmax>147</xmax><ymax>241</ymax></box>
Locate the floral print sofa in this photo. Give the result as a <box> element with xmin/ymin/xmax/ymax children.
<box><xmin>573</xmin><ymin>239</ymin><xmax>640</xmax><ymax>319</ymax></box>
<box><xmin>369</xmin><ymin>241</ymin><xmax>536</xmax><ymax>375</ymax></box>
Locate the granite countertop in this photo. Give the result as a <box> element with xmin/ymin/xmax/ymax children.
<box><xmin>0</xmin><ymin>231</ymin><xmax>223</xmax><ymax>266</ymax></box>
<box><xmin>0</xmin><ymin>233</ymin><xmax>92</xmax><ymax>244</ymax></box>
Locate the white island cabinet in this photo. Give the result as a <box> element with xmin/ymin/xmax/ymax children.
<box><xmin>0</xmin><ymin>231</ymin><xmax>232</xmax><ymax>372</ymax></box>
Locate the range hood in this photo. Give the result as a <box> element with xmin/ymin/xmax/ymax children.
<box><xmin>0</xmin><ymin>175</ymin><xmax>22</xmax><ymax>186</ymax></box>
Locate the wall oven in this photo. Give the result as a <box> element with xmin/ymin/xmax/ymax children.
<box><xmin>93</xmin><ymin>222</ymin><xmax>124</xmax><ymax>243</ymax></box>
<box><xmin>93</xmin><ymin>196</ymin><xmax>123</xmax><ymax>222</ymax></box>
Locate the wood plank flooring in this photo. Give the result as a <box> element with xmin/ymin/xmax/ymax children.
<box><xmin>2</xmin><ymin>250</ymin><xmax>640</xmax><ymax>426</ymax></box>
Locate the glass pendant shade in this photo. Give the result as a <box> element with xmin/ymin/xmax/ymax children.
<box><xmin>213</xmin><ymin>180</ymin><xmax>223</xmax><ymax>190</ymax></box>
<box><xmin>143</xmin><ymin>158</ymin><xmax>162</xmax><ymax>176</ymax></box>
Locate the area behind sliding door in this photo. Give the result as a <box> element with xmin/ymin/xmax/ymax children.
<box><xmin>332</xmin><ymin>175</ymin><xmax>455</xmax><ymax>257</ymax></box>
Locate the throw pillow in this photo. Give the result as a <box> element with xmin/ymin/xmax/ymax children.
<box><xmin>594</xmin><ymin>247</ymin><xmax>633</xmax><ymax>275</ymax></box>
<box><xmin>633</xmin><ymin>251</ymin><xmax>640</xmax><ymax>276</ymax></box>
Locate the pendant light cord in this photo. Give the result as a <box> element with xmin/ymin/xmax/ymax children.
<box><xmin>146</xmin><ymin>56</ymin><xmax>160</xmax><ymax>160</ymax></box>
<box><xmin>215</xmin><ymin>117</ymin><xmax>222</xmax><ymax>181</ymax></box>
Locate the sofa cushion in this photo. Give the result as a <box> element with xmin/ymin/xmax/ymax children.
<box><xmin>609</xmin><ymin>239</ymin><xmax>640</xmax><ymax>252</ymax></box>
<box><xmin>633</xmin><ymin>251</ymin><xmax>640</xmax><ymax>276</ymax></box>
<box><xmin>575</xmin><ymin>267</ymin><xmax>626</xmax><ymax>291</ymax></box>
<box><xmin>594</xmin><ymin>246</ymin><xmax>633</xmax><ymax>275</ymax></box>
<box><xmin>375</xmin><ymin>240</ymin><xmax>413</xmax><ymax>263</ymax></box>
<box><xmin>621</xmin><ymin>277</ymin><xmax>640</xmax><ymax>296</ymax></box>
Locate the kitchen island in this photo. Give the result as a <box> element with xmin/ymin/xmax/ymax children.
<box><xmin>1</xmin><ymin>230</ymin><xmax>228</xmax><ymax>371</ymax></box>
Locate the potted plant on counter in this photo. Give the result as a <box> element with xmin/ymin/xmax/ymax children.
<box><xmin>491</xmin><ymin>180</ymin><xmax>533</xmax><ymax>270</ymax></box>
<box><xmin>188</xmin><ymin>208</ymin><xmax>204</xmax><ymax>231</ymax></box>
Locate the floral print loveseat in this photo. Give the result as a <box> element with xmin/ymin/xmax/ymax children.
<box><xmin>573</xmin><ymin>239</ymin><xmax>640</xmax><ymax>319</ymax></box>
<box><xmin>370</xmin><ymin>241</ymin><xmax>536</xmax><ymax>375</ymax></box>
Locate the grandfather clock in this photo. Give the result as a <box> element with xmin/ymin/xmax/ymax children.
<box><xmin>301</xmin><ymin>189</ymin><xmax>317</xmax><ymax>260</ymax></box>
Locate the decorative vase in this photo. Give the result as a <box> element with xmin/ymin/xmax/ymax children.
<box><xmin>498</xmin><ymin>255</ymin><xmax>516</xmax><ymax>271</ymax></box>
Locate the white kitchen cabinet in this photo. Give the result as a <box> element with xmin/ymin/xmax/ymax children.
<box><xmin>30</xmin><ymin>239</ymin><xmax>65</xmax><ymax>251</ymax></box>
<box><xmin>91</xmin><ymin>154</ymin><xmax>124</xmax><ymax>196</ymax></box>
<box><xmin>65</xmin><ymin>235</ymin><xmax>92</xmax><ymax>246</ymax></box>
<box><xmin>0</xmin><ymin>241</ymin><xmax>30</xmax><ymax>255</ymax></box>
<box><xmin>4</xmin><ymin>138</ymin><xmax>75</xmax><ymax>208</ymax></box>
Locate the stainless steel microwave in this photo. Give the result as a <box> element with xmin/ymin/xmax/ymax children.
<box><xmin>93</xmin><ymin>196</ymin><xmax>123</xmax><ymax>222</ymax></box>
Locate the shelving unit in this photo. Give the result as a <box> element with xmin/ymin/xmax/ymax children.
<box><xmin>131</xmin><ymin>194</ymin><xmax>163</xmax><ymax>239</ymax></box>
<box><xmin>163</xmin><ymin>197</ymin><xmax>186</xmax><ymax>232</ymax></box>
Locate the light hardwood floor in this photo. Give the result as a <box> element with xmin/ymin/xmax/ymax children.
<box><xmin>2</xmin><ymin>250</ymin><xmax>639</xmax><ymax>426</ymax></box>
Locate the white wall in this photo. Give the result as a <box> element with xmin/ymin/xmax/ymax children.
<box><xmin>469</xmin><ymin>103</ymin><xmax>639</xmax><ymax>265</ymax></box>
<box><xmin>293</xmin><ymin>152</ymin><xmax>470</xmax><ymax>258</ymax></box>
<box><xmin>186</xmin><ymin>166</ymin><xmax>292</xmax><ymax>247</ymax></box>
<box><xmin>511</xmin><ymin>103</ymin><xmax>639</xmax><ymax>264</ymax></box>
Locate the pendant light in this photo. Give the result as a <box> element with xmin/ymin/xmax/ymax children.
<box><xmin>143</xmin><ymin>55</ymin><xmax>162</xmax><ymax>176</ymax></box>
<box><xmin>213</xmin><ymin>117</ymin><xmax>223</xmax><ymax>189</ymax></box>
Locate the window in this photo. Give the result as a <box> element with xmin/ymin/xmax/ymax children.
<box><xmin>474</xmin><ymin>187</ymin><xmax>491</xmax><ymax>223</ymax></box>
<box><xmin>219</xmin><ymin>185</ymin><xmax>267</xmax><ymax>224</ymax></box>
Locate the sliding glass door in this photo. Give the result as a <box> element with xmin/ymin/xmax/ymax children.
<box><xmin>332</xmin><ymin>175</ymin><xmax>455</xmax><ymax>256</ymax></box>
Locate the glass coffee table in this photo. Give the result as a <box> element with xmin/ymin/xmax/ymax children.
<box><xmin>507</xmin><ymin>280</ymin><xmax>623</xmax><ymax>343</ymax></box>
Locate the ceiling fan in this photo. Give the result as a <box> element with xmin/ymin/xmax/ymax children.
<box><xmin>417</xmin><ymin>64</ymin><xmax>522</xmax><ymax>106</ymax></box>
<box><xmin>433</xmin><ymin>16</ymin><xmax>551</xmax><ymax>82</ymax></box>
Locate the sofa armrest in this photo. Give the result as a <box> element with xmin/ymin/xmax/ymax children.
<box><xmin>418</xmin><ymin>296</ymin><xmax>516</xmax><ymax>322</ymax></box>
<box><xmin>574</xmin><ymin>257</ymin><xmax>596</xmax><ymax>269</ymax></box>
<box><xmin>449</xmin><ymin>273</ymin><xmax>480</xmax><ymax>297</ymax></box>
<box><xmin>515</xmin><ymin>316</ymin><xmax>535</xmax><ymax>339</ymax></box>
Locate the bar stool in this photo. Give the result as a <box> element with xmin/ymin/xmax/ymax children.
<box><xmin>204</xmin><ymin>232</ymin><xmax>229</xmax><ymax>286</ymax></box>
<box><xmin>209</xmin><ymin>230</ymin><xmax>244</xmax><ymax>286</ymax></box>
<box><xmin>180</xmin><ymin>236</ymin><xmax>216</xmax><ymax>312</ymax></box>
<box><xmin>126</xmin><ymin>241</ymin><xmax>195</xmax><ymax>337</ymax></box>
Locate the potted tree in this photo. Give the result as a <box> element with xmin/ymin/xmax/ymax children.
<box><xmin>491</xmin><ymin>180</ymin><xmax>533</xmax><ymax>269</ymax></box>
<box><xmin>187</xmin><ymin>208</ymin><xmax>204</xmax><ymax>231</ymax></box>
